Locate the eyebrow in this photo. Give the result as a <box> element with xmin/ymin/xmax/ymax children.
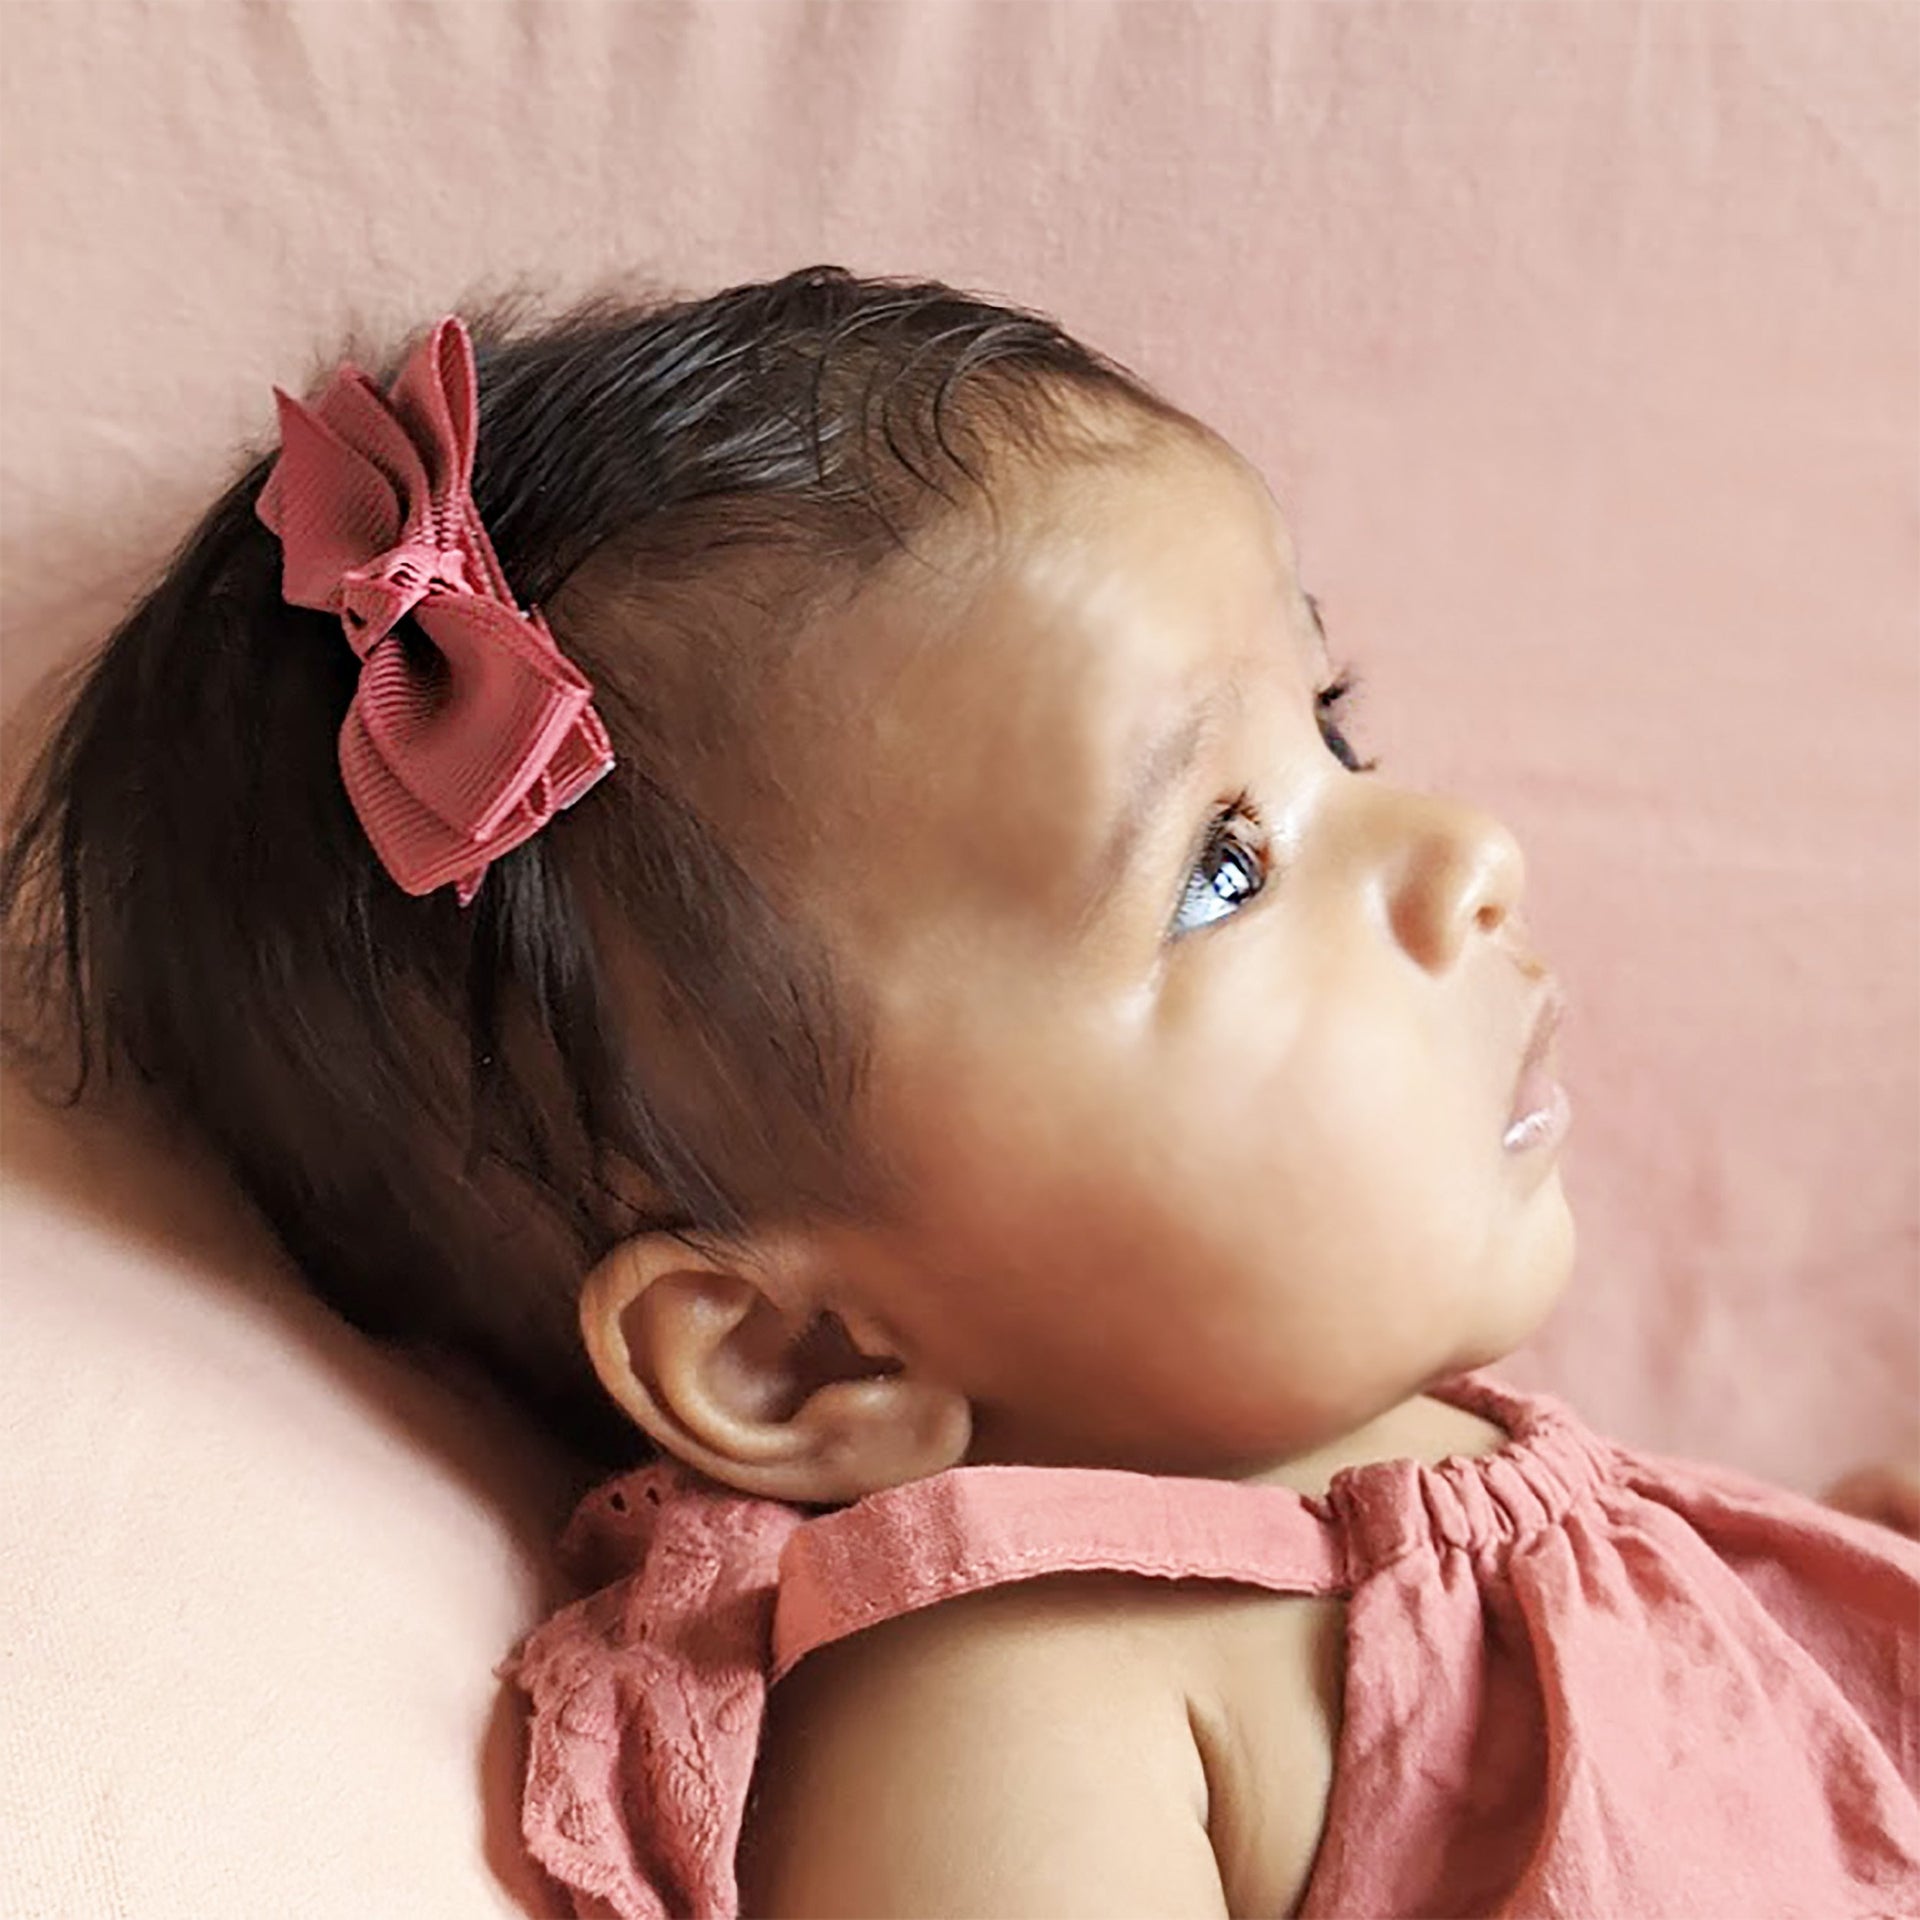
<box><xmin>1072</xmin><ymin>592</ymin><xmax>1326</xmax><ymax>937</ymax></box>
<box><xmin>1072</xmin><ymin>685</ymin><xmax>1225</xmax><ymax>931</ymax></box>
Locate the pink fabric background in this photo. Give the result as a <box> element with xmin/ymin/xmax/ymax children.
<box><xmin>1</xmin><ymin>5</ymin><xmax>1913</xmax><ymax>1916</ymax></box>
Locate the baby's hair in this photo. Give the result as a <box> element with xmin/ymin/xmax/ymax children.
<box><xmin>0</xmin><ymin>265</ymin><xmax>1193</xmax><ymax>1469</ymax></box>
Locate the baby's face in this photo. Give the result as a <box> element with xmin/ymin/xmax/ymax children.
<box><xmin>757</xmin><ymin>423</ymin><xmax>1575</xmax><ymax>1478</ymax></box>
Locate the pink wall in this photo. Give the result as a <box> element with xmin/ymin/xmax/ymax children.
<box><xmin>2</xmin><ymin>1</ymin><xmax>1913</xmax><ymax>1489</ymax></box>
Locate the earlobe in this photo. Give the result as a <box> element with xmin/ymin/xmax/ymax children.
<box><xmin>576</xmin><ymin>1232</ymin><xmax>972</xmax><ymax>1507</ymax></box>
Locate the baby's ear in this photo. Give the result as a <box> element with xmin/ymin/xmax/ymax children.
<box><xmin>576</xmin><ymin>1228</ymin><xmax>971</xmax><ymax>1506</ymax></box>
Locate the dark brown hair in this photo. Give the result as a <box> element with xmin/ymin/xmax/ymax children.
<box><xmin>0</xmin><ymin>265</ymin><xmax>1188</xmax><ymax>1470</ymax></box>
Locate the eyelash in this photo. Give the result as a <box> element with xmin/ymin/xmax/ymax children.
<box><xmin>1173</xmin><ymin>666</ymin><xmax>1377</xmax><ymax>937</ymax></box>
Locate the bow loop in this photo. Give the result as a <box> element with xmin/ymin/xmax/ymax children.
<box><xmin>254</xmin><ymin>316</ymin><xmax>614</xmax><ymax>901</ymax></box>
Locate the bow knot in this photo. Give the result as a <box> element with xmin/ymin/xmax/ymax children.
<box><xmin>339</xmin><ymin>540</ymin><xmax>473</xmax><ymax>654</ymax></box>
<box><xmin>254</xmin><ymin>317</ymin><xmax>614</xmax><ymax>904</ymax></box>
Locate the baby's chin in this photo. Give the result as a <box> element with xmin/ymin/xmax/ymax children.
<box><xmin>1465</xmin><ymin>1180</ymin><xmax>1578</xmax><ymax>1371</ymax></box>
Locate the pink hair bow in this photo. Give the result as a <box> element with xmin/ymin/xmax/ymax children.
<box><xmin>255</xmin><ymin>315</ymin><xmax>614</xmax><ymax>905</ymax></box>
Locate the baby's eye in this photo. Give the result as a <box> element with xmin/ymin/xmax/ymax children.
<box><xmin>1173</xmin><ymin>797</ymin><xmax>1264</xmax><ymax>935</ymax></box>
<box><xmin>1169</xmin><ymin>673</ymin><xmax>1377</xmax><ymax>938</ymax></box>
<box><xmin>1316</xmin><ymin>668</ymin><xmax>1377</xmax><ymax>776</ymax></box>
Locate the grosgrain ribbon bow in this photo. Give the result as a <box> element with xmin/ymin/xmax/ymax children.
<box><xmin>255</xmin><ymin>315</ymin><xmax>614</xmax><ymax>905</ymax></box>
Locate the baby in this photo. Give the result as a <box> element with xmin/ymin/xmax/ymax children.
<box><xmin>3</xmin><ymin>266</ymin><xmax>1914</xmax><ymax>1918</ymax></box>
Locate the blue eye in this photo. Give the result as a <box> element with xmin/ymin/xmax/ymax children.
<box><xmin>1169</xmin><ymin>672</ymin><xmax>1376</xmax><ymax>939</ymax></box>
<box><xmin>1173</xmin><ymin>797</ymin><xmax>1265</xmax><ymax>935</ymax></box>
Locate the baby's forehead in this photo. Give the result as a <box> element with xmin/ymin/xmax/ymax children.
<box><xmin>928</xmin><ymin>420</ymin><xmax>1297</xmax><ymax>607</ymax></box>
<box><xmin>847</xmin><ymin>430</ymin><xmax>1309</xmax><ymax>739</ymax></box>
<box><xmin>757</xmin><ymin>431</ymin><xmax>1316</xmax><ymax>952</ymax></box>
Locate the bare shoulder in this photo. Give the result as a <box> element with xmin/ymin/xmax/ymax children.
<box><xmin>737</xmin><ymin>1571</ymin><xmax>1340</xmax><ymax>1919</ymax></box>
<box><xmin>738</xmin><ymin>1571</ymin><xmax>1223</xmax><ymax>1917</ymax></box>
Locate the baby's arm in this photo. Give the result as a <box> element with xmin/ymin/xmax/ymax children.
<box><xmin>738</xmin><ymin>1574</ymin><xmax>1230</xmax><ymax>1917</ymax></box>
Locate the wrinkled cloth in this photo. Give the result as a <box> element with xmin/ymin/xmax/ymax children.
<box><xmin>496</xmin><ymin>1372</ymin><xmax>1920</xmax><ymax>1917</ymax></box>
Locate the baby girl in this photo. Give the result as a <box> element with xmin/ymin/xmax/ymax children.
<box><xmin>2</xmin><ymin>266</ymin><xmax>1914</xmax><ymax>1917</ymax></box>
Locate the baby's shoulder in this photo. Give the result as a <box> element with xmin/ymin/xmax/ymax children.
<box><xmin>741</xmin><ymin>1569</ymin><xmax>1338</xmax><ymax>1915</ymax></box>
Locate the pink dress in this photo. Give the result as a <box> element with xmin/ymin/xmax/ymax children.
<box><xmin>497</xmin><ymin>1372</ymin><xmax>1920</xmax><ymax>1917</ymax></box>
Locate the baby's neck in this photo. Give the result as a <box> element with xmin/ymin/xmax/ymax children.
<box><xmin>959</xmin><ymin>1387</ymin><xmax>1513</xmax><ymax>1490</ymax></box>
<box><xmin>1238</xmin><ymin>1392</ymin><xmax>1512</xmax><ymax>1501</ymax></box>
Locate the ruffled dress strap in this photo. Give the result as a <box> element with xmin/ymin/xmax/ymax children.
<box><xmin>773</xmin><ymin>1457</ymin><xmax>1346</xmax><ymax>1678</ymax></box>
<box><xmin>500</xmin><ymin>1447</ymin><xmax>1349</xmax><ymax>1919</ymax></box>
<box><xmin>495</xmin><ymin>1461</ymin><xmax>807</xmax><ymax>1920</ymax></box>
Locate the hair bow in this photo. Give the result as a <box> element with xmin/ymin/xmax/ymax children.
<box><xmin>255</xmin><ymin>315</ymin><xmax>614</xmax><ymax>905</ymax></box>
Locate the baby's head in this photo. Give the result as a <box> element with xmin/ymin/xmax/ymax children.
<box><xmin>1</xmin><ymin>266</ymin><xmax>1573</xmax><ymax>1502</ymax></box>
